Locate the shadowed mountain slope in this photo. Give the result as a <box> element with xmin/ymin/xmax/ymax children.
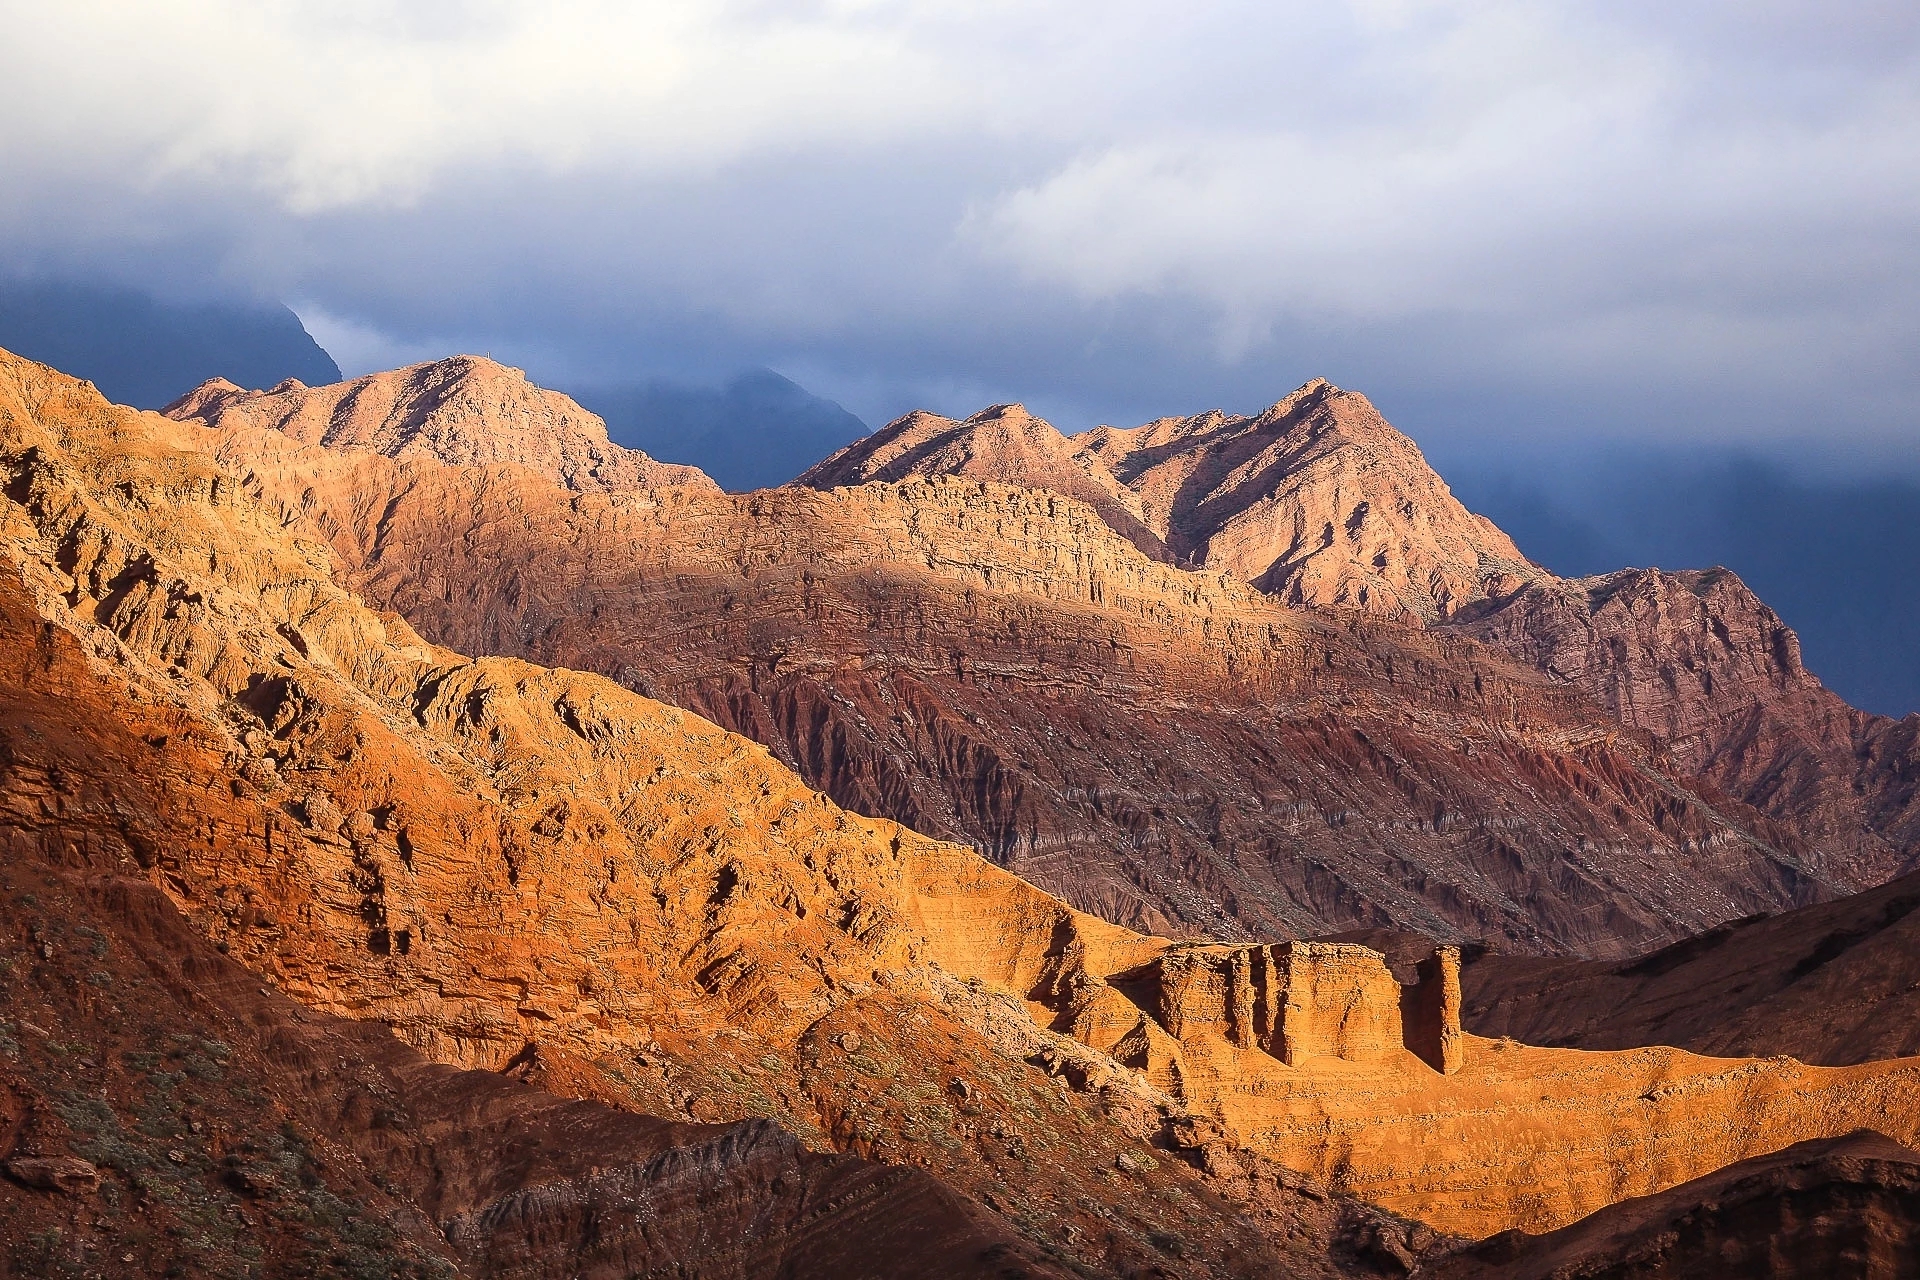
<box><xmin>0</xmin><ymin>278</ymin><xmax>340</xmax><ymax>410</ymax></box>
<box><xmin>1454</xmin><ymin>566</ymin><xmax>1920</xmax><ymax>889</ymax></box>
<box><xmin>1416</xmin><ymin>1132</ymin><xmax>1920</xmax><ymax>1280</ymax></box>
<box><xmin>801</xmin><ymin>380</ymin><xmax>1919</xmax><ymax>893</ymax></box>
<box><xmin>1458</xmin><ymin>865</ymin><xmax>1920</xmax><ymax>1066</ymax></box>
<box><xmin>576</xmin><ymin>367</ymin><xmax>869</xmax><ymax>492</ymax></box>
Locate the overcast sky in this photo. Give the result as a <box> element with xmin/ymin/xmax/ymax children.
<box><xmin>2</xmin><ymin>0</ymin><xmax>1916</xmax><ymax>471</ymax></box>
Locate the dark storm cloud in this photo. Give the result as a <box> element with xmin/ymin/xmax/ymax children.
<box><xmin>1</xmin><ymin>1</ymin><xmax>1916</xmax><ymax>465</ymax></box>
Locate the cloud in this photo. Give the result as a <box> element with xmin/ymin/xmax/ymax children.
<box><xmin>0</xmin><ymin>0</ymin><xmax>1915</xmax><ymax>457</ymax></box>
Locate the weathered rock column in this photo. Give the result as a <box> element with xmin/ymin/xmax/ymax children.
<box><xmin>1406</xmin><ymin>945</ymin><xmax>1464</xmax><ymax>1074</ymax></box>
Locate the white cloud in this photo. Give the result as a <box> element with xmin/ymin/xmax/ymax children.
<box><xmin>0</xmin><ymin>0</ymin><xmax>1915</xmax><ymax>449</ymax></box>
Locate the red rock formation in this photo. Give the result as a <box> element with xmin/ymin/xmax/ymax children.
<box><xmin>165</xmin><ymin>355</ymin><xmax>717</xmax><ymax>493</ymax></box>
<box><xmin>805</xmin><ymin>383</ymin><xmax>1917</xmax><ymax>897</ymax></box>
<box><xmin>8</xmin><ymin>344</ymin><xmax>1920</xmax><ymax>1258</ymax></box>
<box><xmin>1076</xmin><ymin>380</ymin><xmax>1542</xmax><ymax>620</ymax></box>
<box><xmin>207</xmin><ymin>423</ymin><xmax>1831</xmax><ymax>957</ymax></box>
<box><xmin>1</xmin><ymin>344</ymin><xmax>1431</xmax><ymax>1276</ymax></box>
<box><xmin>1452</xmin><ymin>567</ymin><xmax>1920</xmax><ymax>888</ymax></box>
<box><xmin>798</xmin><ymin>402</ymin><xmax>1171</xmax><ymax>560</ymax></box>
<box><xmin>0</xmin><ymin>591</ymin><xmax>1065</xmax><ymax>1280</ymax></box>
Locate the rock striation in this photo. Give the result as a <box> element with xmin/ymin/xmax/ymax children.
<box><xmin>1073</xmin><ymin>379</ymin><xmax>1543</xmax><ymax>620</ymax></box>
<box><xmin>165</xmin><ymin>355</ymin><xmax>718</xmax><ymax>494</ymax></box>
<box><xmin>797</xmin><ymin>402</ymin><xmax>1172</xmax><ymax>561</ymax></box>
<box><xmin>1453</xmin><ymin>566</ymin><xmax>1920</xmax><ymax>888</ymax></box>
<box><xmin>6</xmin><ymin>344</ymin><xmax>1419</xmax><ymax>1277</ymax></box>
<box><xmin>803</xmin><ymin>384</ymin><xmax>1918</xmax><ymax>892</ymax></box>
<box><xmin>204</xmin><ymin>425</ymin><xmax>1834</xmax><ymax>957</ymax></box>
<box><xmin>8</xmin><ymin>345</ymin><xmax>1920</xmax><ymax>1255</ymax></box>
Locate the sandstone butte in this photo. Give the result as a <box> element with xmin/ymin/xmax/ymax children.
<box><xmin>9</xmin><ymin>345</ymin><xmax>1920</xmax><ymax>1276</ymax></box>
<box><xmin>173</xmin><ymin>357</ymin><xmax>1850</xmax><ymax>959</ymax></box>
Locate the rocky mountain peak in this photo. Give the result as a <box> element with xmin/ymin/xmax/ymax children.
<box><xmin>796</xmin><ymin>401</ymin><xmax>1172</xmax><ymax>561</ymax></box>
<box><xmin>1074</xmin><ymin>380</ymin><xmax>1542</xmax><ymax>620</ymax></box>
<box><xmin>164</xmin><ymin>354</ymin><xmax>718</xmax><ymax>494</ymax></box>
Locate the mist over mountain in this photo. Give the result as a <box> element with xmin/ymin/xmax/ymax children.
<box><xmin>0</xmin><ymin>279</ymin><xmax>339</xmax><ymax>409</ymax></box>
<box><xmin>568</xmin><ymin>369</ymin><xmax>868</xmax><ymax>492</ymax></box>
<box><xmin>1453</xmin><ymin>455</ymin><xmax>1920</xmax><ymax>718</ymax></box>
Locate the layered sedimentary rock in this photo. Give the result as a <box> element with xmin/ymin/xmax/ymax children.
<box><xmin>1417</xmin><ymin>1132</ymin><xmax>1920</xmax><ymax>1280</ymax></box>
<box><xmin>797</xmin><ymin>402</ymin><xmax>1171</xmax><ymax>561</ymax></box>
<box><xmin>1453</xmin><ymin>566</ymin><xmax>1920</xmax><ymax>887</ymax></box>
<box><xmin>197</xmin><ymin>421</ymin><xmax>1832</xmax><ymax>957</ymax></box>
<box><xmin>1074</xmin><ymin>379</ymin><xmax>1543</xmax><ymax>620</ymax></box>
<box><xmin>0</xmin><ymin>841</ymin><xmax>1050</xmax><ymax>1279</ymax></box>
<box><xmin>13</xmin><ymin>345</ymin><xmax>1920</xmax><ymax>1257</ymax></box>
<box><xmin>1459</xmin><ymin>865</ymin><xmax>1920</xmax><ymax>1066</ymax></box>
<box><xmin>800</xmin><ymin>382</ymin><xmax>1918</xmax><ymax>894</ymax></box>
<box><xmin>0</xmin><ymin>345</ymin><xmax>1427</xmax><ymax>1276</ymax></box>
<box><xmin>166</xmin><ymin>355</ymin><xmax>717</xmax><ymax>493</ymax></box>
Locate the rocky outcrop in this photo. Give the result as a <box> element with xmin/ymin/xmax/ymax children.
<box><xmin>797</xmin><ymin>402</ymin><xmax>1171</xmax><ymax>560</ymax></box>
<box><xmin>11</xmin><ymin>345</ymin><xmax>1920</xmax><ymax>1257</ymax></box>
<box><xmin>199</xmin><ymin>420</ymin><xmax>1834</xmax><ymax>958</ymax></box>
<box><xmin>804</xmin><ymin>385</ymin><xmax>1918</xmax><ymax>896</ymax></box>
<box><xmin>0</xmin><ymin>344</ymin><xmax>1422</xmax><ymax>1275</ymax></box>
<box><xmin>1416</xmin><ymin>1132</ymin><xmax>1920</xmax><ymax>1280</ymax></box>
<box><xmin>164</xmin><ymin>355</ymin><xmax>717</xmax><ymax>494</ymax></box>
<box><xmin>0</xmin><ymin>695</ymin><xmax>1057</xmax><ymax>1280</ymax></box>
<box><xmin>1453</xmin><ymin>567</ymin><xmax>1920</xmax><ymax>888</ymax></box>
<box><xmin>1076</xmin><ymin>380</ymin><xmax>1543</xmax><ymax>620</ymax></box>
<box><xmin>1138</xmin><ymin>941</ymin><xmax>1460</xmax><ymax>1071</ymax></box>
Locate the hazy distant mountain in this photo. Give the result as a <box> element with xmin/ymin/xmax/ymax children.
<box><xmin>568</xmin><ymin>369</ymin><xmax>868</xmax><ymax>491</ymax></box>
<box><xmin>0</xmin><ymin>279</ymin><xmax>340</xmax><ymax>409</ymax></box>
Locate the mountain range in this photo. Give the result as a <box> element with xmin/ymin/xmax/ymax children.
<box><xmin>4</xmin><ymin>343</ymin><xmax>1919</xmax><ymax>1277</ymax></box>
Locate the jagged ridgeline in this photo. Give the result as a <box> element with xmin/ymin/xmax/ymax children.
<box><xmin>5</xmin><ymin>345</ymin><xmax>1918</xmax><ymax>1278</ymax></box>
<box><xmin>174</xmin><ymin>357</ymin><xmax>1902</xmax><ymax>957</ymax></box>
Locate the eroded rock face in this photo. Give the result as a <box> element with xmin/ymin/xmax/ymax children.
<box><xmin>193</xmin><ymin>420</ymin><xmax>1836</xmax><ymax>959</ymax></box>
<box><xmin>1076</xmin><ymin>380</ymin><xmax>1543</xmax><ymax>621</ymax></box>
<box><xmin>9</xmin><ymin>345</ymin><xmax>1920</xmax><ymax>1254</ymax></box>
<box><xmin>801</xmin><ymin>382</ymin><xmax>1918</xmax><ymax>895</ymax></box>
<box><xmin>164</xmin><ymin>355</ymin><xmax>718</xmax><ymax>494</ymax></box>
<box><xmin>0</xmin><ymin>344</ymin><xmax>1419</xmax><ymax>1276</ymax></box>
<box><xmin>0</xmin><ymin>655</ymin><xmax>1057</xmax><ymax>1280</ymax></box>
<box><xmin>1137</xmin><ymin>941</ymin><xmax>1460</xmax><ymax>1071</ymax></box>
<box><xmin>797</xmin><ymin>403</ymin><xmax>1171</xmax><ymax>561</ymax></box>
<box><xmin>1453</xmin><ymin>567</ymin><xmax>1920</xmax><ymax>888</ymax></box>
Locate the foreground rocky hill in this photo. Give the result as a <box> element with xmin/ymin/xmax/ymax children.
<box><xmin>1</xmin><ymin>346</ymin><xmax>1418</xmax><ymax>1276</ymax></box>
<box><xmin>13</xmin><ymin>345</ymin><xmax>1920</xmax><ymax>1272</ymax></box>
<box><xmin>1415</xmin><ymin>1132</ymin><xmax>1920</xmax><ymax>1280</ymax></box>
<box><xmin>185</xmin><ymin>396</ymin><xmax>1832</xmax><ymax>958</ymax></box>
